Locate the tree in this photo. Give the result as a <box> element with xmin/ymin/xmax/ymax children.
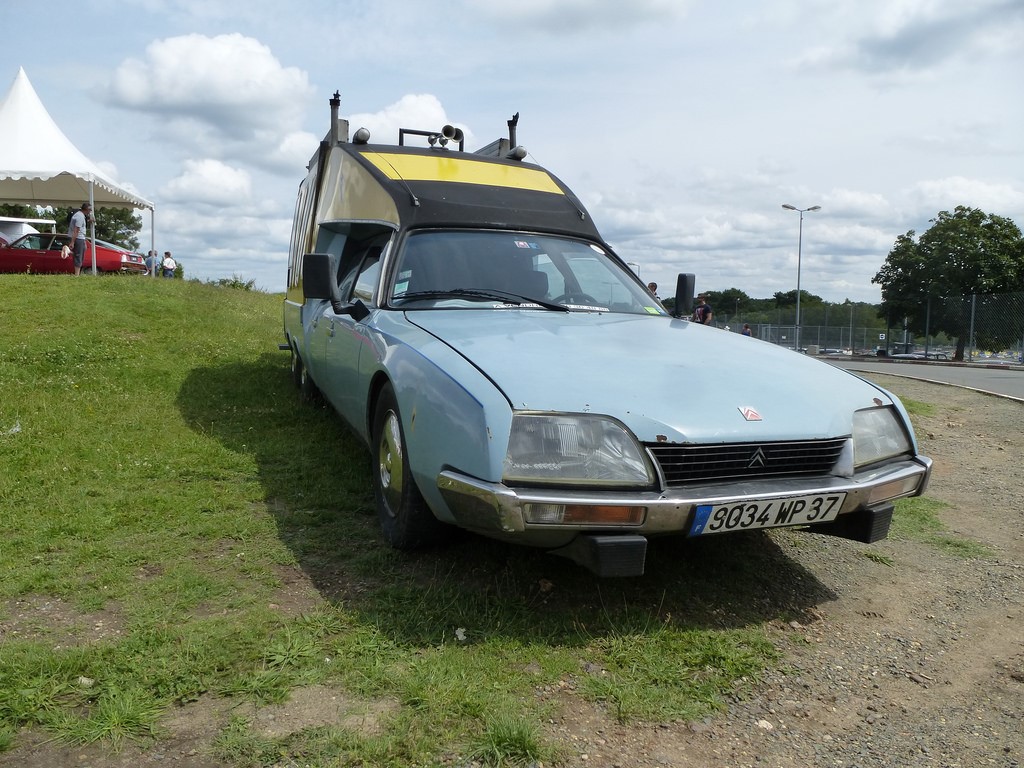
<box><xmin>0</xmin><ymin>203</ymin><xmax>40</xmax><ymax>219</ymax></box>
<box><xmin>873</xmin><ymin>206</ymin><xmax>1024</xmax><ymax>360</ymax></box>
<box><xmin>714</xmin><ymin>287</ymin><xmax>752</xmax><ymax>321</ymax></box>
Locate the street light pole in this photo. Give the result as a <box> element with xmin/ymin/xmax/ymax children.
<box><xmin>781</xmin><ymin>203</ymin><xmax>821</xmax><ymax>352</ymax></box>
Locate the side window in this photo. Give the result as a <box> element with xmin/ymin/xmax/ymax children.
<box><xmin>327</xmin><ymin>226</ymin><xmax>394</xmax><ymax>302</ymax></box>
<box><xmin>352</xmin><ymin>248</ymin><xmax>383</xmax><ymax>303</ymax></box>
<box><xmin>336</xmin><ymin>248</ymin><xmax>361</xmax><ymax>300</ymax></box>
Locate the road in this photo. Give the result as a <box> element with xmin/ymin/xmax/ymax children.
<box><xmin>825</xmin><ymin>357</ymin><xmax>1024</xmax><ymax>402</ymax></box>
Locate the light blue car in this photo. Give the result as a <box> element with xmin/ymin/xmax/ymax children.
<box><xmin>283</xmin><ymin>99</ymin><xmax>931</xmax><ymax>576</ymax></box>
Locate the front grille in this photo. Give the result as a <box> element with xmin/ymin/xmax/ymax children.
<box><xmin>646</xmin><ymin>437</ymin><xmax>848</xmax><ymax>486</ymax></box>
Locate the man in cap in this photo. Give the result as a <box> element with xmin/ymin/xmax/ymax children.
<box><xmin>67</xmin><ymin>202</ymin><xmax>91</xmax><ymax>276</ymax></box>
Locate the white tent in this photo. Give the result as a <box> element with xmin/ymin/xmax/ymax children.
<box><xmin>0</xmin><ymin>67</ymin><xmax>155</xmax><ymax>273</ymax></box>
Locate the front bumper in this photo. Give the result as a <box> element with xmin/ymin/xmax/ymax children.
<box><xmin>438</xmin><ymin>455</ymin><xmax>932</xmax><ymax>545</ymax></box>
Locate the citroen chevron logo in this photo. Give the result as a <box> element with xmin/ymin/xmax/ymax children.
<box><xmin>739</xmin><ymin>406</ymin><xmax>762</xmax><ymax>421</ymax></box>
<box><xmin>748</xmin><ymin>446</ymin><xmax>767</xmax><ymax>469</ymax></box>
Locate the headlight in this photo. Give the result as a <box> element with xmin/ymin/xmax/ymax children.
<box><xmin>503</xmin><ymin>413</ymin><xmax>654</xmax><ymax>487</ymax></box>
<box><xmin>852</xmin><ymin>406</ymin><xmax>912</xmax><ymax>466</ymax></box>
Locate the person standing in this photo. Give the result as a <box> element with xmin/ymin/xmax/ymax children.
<box><xmin>693</xmin><ymin>293</ymin><xmax>714</xmax><ymax>325</ymax></box>
<box><xmin>742</xmin><ymin>323</ymin><xmax>752</xmax><ymax>337</ymax></box>
<box><xmin>144</xmin><ymin>250</ymin><xmax>158</xmax><ymax>276</ymax></box>
<box><xmin>161</xmin><ymin>251</ymin><xmax>177</xmax><ymax>278</ymax></box>
<box><xmin>67</xmin><ymin>202</ymin><xmax>91</xmax><ymax>276</ymax></box>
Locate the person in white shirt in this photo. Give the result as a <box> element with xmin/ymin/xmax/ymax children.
<box><xmin>161</xmin><ymin>251</ymin><xmax>177</xmax><ymax>278</ymax></box>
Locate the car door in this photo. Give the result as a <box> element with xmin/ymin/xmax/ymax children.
<box><xmin>0</xmin><ymin>234</ymin><xmax>38</xmax><ymax>271</ymax></box>
<box><xmin>43</xmin><ymin>235</ymin><xmax>73</xmax><ymax>273</ymax></box>
<box><xmin>23</xmin><ymin>234</ymin><xmax>67</xmax><ymax>273</ymax></box>
<box><xmin>318</xmin><ymin>243</ymin><xmax>385</xmax><ymax>436</ymax></box>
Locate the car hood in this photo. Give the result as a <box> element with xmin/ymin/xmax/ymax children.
<box><xmin>405</xmin><ymin>310</ymin><xmax>893</xmax><ymax>444</ymax></box>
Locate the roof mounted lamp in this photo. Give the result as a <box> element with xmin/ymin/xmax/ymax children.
<box><xmin>437</xmin><ymin>124</ymin><xmax>465</xmax><ymax>149</ymax></box>
<box><xmin>399</xmin><ymin>125</ymin><xmax>465</xmax><ymax>151</ymax></box>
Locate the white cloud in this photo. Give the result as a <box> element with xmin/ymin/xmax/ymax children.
<box><xmin>160</xmin><ymin>159</ymin><xmax>251</xmax><ymax>205</ymax></box>
<box><xmin>461</xmin><ymin>0</ymin><xmax>691</xmax><ymax>30</ymax></box>
<box><xmin>109</xmin><ymin>33</ymin><xmax>312</xmax><ymax>127</ymax></box>
<box><xmin>908</xmin><ymin>177</ymin><xmax>1024</xmax><ymax>216</ymax></box>
<box><xmin>792</xmin><ymin>0</ymin><xmax>1024</xmax><ymax>74</ymax></box>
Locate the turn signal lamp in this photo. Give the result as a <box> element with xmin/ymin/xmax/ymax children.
<box><xmin>867</xmin><ymin>475</ymin><xmax>922</xmax><ymax>506</ymax></box>
<box><xmin>524</xmin><ymin>504</ymin><xmax>646</xmax><ymax>525</ymax></box>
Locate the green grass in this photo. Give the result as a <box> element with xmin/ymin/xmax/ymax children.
<box><xmin>0</xmin><ymin>274</ymin><xmax>951</xmax><ymax>765</ymax></box>
<box><xmin>891</xmin><ymin>497</ymin><xmax>992</xmax><ymax>559</ymax></box>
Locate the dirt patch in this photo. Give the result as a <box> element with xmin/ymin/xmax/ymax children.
<box><xmin>0</xmin><ymin>595</ymin><xmax>125</xmax><ymax>648</ymax></box>
<box><xmin>246</xmin><ymin>685</ymin><xmax>397</xmax><ymax>739</ymax></box>
<box><xmin>0</xmin><ymin>687</ymin><xmax>397</xmax><ymax>768</ymax></box>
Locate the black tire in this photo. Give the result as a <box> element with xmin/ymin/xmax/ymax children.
<box><xmin>371</xmin><ymin>383</ymin><xmax>445</xmax><ymax>549</ymax></box>
<box><xmin>290</xmin><ymin>345</ymin><xmax>303</xmax><ymax>389</ymax></box>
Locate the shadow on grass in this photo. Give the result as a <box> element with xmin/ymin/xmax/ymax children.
<box><xmin>177</xmin><ymin>356</ymin><xmax>837</xmax><ymax>643</ymax></box>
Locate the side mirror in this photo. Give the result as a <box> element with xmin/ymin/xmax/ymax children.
<box><xmin>302</xmin><ymin>252</ymin><xmax>371</xmax><ymax>321</ymax></box>
<box><xmin>302</xmin><ymin>253</ymin><xmax>339</xmax><ymax>302</ymax></box>
<box><xmin>672</xmin><ymin>273</ymin><xmax>696</xmax><ymax>318</ymax></box>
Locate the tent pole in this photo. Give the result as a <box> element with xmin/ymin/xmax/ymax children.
<box><xmin>88</xmin><ymin>180</ymin><xmax>97</xmax><ymax>276</ymax></box>
<box><xmin>150</xmin><ymin>208</ymin><xmax>156</xmax><ymax>278</ymax></box>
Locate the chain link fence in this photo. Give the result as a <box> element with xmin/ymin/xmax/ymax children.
<box><xmin>717</xmin><ymin>291</ymin><xmax>1024</xmax><ymax>363</ymax></box>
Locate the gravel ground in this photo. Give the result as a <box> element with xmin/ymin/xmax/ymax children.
<box><xmin>543</xmin><ymin>374</ymin><xmax>1024</xmax><ymax>768</ymax></box>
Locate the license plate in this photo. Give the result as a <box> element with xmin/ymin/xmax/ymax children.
<box><xmin>688</xmin><ymin>492</ymin><xmax>846</xmax><ymax>536</ymax></box>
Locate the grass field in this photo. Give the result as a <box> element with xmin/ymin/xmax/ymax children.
<box><xmin>0</xmin><ymin>274</ymin><xmax>939</xmax><ymax>766</ymax></box>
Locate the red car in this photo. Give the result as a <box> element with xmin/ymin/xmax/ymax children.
<box><xmin>0</xmin><ymin>233</ymin><xmax>147</xmax><ymax>274</ymax></box>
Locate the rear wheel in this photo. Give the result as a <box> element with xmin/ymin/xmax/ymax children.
<box><xmin>372</xmin><ymin>384</ymin><xmax>446</xmax><ymax>549</ymax></box>
<box><xmin>298</xmin><ymin>357</ymin><xmax>321</xmax><ymax>403</ymax></box>
<box><xmin>290</xmin><ymin>346</ymin><xmax>302</xmax><ymax>388</ymax></box>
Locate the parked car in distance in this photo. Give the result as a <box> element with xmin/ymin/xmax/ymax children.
<box><xmin>0</xmin><ymin>232</ymin><xmax>146</xmax><ymax>274</ymax></box>
<box><xmin>890</xmin><ymin>352</ymin><xmax>950</xmax><ymax>361</ymax></box>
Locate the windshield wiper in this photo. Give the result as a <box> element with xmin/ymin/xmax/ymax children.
<box><xmin>392</xmin><ymin>288</ymin><xmax>568</xmax><ymax>311</ymax></box>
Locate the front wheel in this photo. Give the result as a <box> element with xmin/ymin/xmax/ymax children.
<box><xmin>372</xmin><ymin>384</ymin><xmax>446</xmax><ymax>549</ymax></box>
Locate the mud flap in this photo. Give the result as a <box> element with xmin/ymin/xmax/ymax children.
<box><xmin>809</xmin><ymin>503</ymin><xmax>894</xmax><ymax>544</ymax></box>
<box><xmin>550</xmin><ymin>535</ymin><xmax>648</xmax><ymax>577</ymax></box>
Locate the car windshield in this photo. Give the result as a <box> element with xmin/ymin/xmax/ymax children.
<box><xmin>389</xmin><ymin>230</ymin><xmax>663</xmax><ymax>314</ymax></box>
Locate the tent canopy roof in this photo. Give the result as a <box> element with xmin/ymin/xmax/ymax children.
<box><xmin>0</xmin><ymin>67</ymin><xmax>153</xmax><ymax>210</ymax></box>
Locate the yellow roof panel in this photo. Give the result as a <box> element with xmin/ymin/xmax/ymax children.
<box><xmin>363</xmin><ymin>152</ymin><xmax>564</xmax><ymax>195</ymax></box>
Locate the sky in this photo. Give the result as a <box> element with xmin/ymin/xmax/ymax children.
<box><xmin>2</xmin><ymin>0</ymin><xmax>1022</xmax><ymax>303</ymax></box>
